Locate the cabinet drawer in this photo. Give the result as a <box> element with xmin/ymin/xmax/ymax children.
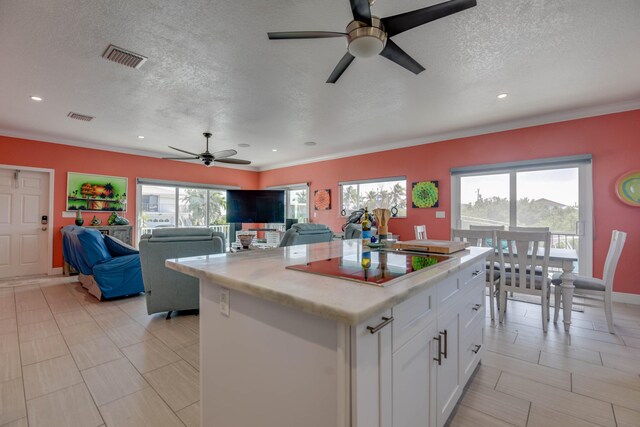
<box><xmin>460</xmin><ymin>322</ymin><xmax>484</xmax><ymax>385</ymax></box>
<box><xmin>436</xmin><ymin>275</ymin><xmax>460</xmax><ymax>311</ymax></box>
<box><xmin>392</xmin><ymin>285</ymin><xmax>437</xmax><ymax>353</ymax></box>
<box><xmin>460</xmin><ymin>281</ymin><xmax>485</xmax><ymax>336</ymax></box>
<box><xmin>460</xmin><ymin>261</ymin><xmax>485</xmax><ymax>288</ymax></box>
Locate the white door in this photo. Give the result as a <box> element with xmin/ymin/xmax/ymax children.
<box><xmin>0</xmin><ymin>168</ymin><xmax>50</xmax><ymax>278</ymax></box>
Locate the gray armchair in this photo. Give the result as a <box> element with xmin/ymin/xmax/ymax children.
<box><xmin>279</xmin><ymin>223</ymin><xmax>333</xmax><ymax>247</ymax></box>
<box><xmin>139</xmin><ymin>227</ymin><xmax>225</xmax><ymax>318</ymax></box>
<box><xmin>344</xmin><ymin>223</ymin><xmax>362</xmax><ymax>239</ymax></box>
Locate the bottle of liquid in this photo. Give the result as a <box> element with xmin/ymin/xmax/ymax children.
<box><xmin>361</xmin><ymin>207</ymin><xmax>371</xmax><ymax>245</ymax></box>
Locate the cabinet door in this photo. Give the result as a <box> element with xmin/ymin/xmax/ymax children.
<box><xmin>111</xmin><ymin>227</ymin><xmax>132</xmax><ymax>245</ymax></box>
<box><xmin>393</xmin><ymin>321</ymin><xmax>437</xmax><ymax>427</ymax></box>
<box><xmin>353</xmin><ymin>310</ymin><xmax>392</xmax><ymax>427</ymax></box>
<box><xmin>436</xmin><ymin>309</ymin><xmax>461</xmax><ymax>427</ymax></box>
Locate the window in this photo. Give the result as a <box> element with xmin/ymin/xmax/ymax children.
<box><xmin>265</xmin><ymin>183</ymin><xmax>309</xmax><ymax>222</ymax></box>
<box><xmin>142</xmin><ymin>194</ymin><xmax>159</xmax><ymax>212</ymax></box>
<box><xmin>340</xmin><ymin>177</ymin><xmax>407</xmax><ymax>216</ymax></box>
<box><xmin>451</xmin><ymin>155</ymin><xmax>593</xmax><ymax>276</ymax></box>
<box><xmin>136</xmin><ymin>179</ymin><xmax>238</xmax><ymax>247</ymax></box>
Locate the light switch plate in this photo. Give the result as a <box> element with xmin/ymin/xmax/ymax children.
<box><xmin>436</xmin><ymin>211</ymin><xmax>446</xmax><ymax>219</ymax></box>
<box><xmin>62</xmin><ymin>211</ymin><xmax>76</xmax><ymax>218</ymax></box>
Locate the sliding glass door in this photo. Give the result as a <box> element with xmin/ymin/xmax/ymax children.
<box><xmin>137</xmin><ymin>179</ymin><xmax>236</xmax><ymax>248</ymax></box>
<box><xmin>452</xmin><ymin>157</ymin><xmax>593</xmax><ymax>275</ymax></box>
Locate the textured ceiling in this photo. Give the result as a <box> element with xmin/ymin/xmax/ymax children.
<box><xmin>1</xmin><ymin>0</ymin><xmax>640</xmax><ymax>170</ymax></box>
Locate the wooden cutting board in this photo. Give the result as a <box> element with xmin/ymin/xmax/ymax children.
<box><xmin>392</xmin><ymin>239</ymin><xmax>468</xmax><ymax>254</ymax></box>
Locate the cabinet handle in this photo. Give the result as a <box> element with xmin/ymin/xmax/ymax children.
<box><xmin>472</xmin><ymin>270</ymin><xmax>482</xmax><ymax>277</ymax></box>
<box><xmin>441</xmin><ymin>330</ymin><xmax>448</xmax><ymax>359</ymax></box>
<box><xmin>472</xmin><ymin>344</ymin><xmax>482</xmax><ymax>354</ymax></box>
<box><xmin>433</xmin><ymin>335</ymin><xmax>442</xmax><ymax>365</ymax></box>
<box><xmin>472</xmin><ymin>303</ymin><xmax>482</xmax><ymax>311</ymax></box>
<box><xmin>366</xmin><ymin>316</ymin><xmax>394</xmax><ymax>334</ymax></box>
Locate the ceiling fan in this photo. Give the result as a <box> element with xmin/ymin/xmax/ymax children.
<box><xmin>268</xmin><ymin>0</ymin><xmax>476</xmax><ymax>83</ymax></box>
<box><xmin>163</xmin><ymin>132</ymin><xmax>251</xmax><ymax>166</ymax></box>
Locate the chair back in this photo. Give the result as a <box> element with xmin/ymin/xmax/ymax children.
<box><xmin>602</xmin><ymin>230</ymin><xmax>627</xmax><ymax>293</ymax></box>
<box><xmin>496</xmin><ymin>230</ymin><xmax>550</xmax><ymax>294</ymax></box>
<box><xmin>414</xmin><ymin>225</ymin><xmax>427</xmax><ymax>240</ymax></box>
<box><xmin>451</xmin><ymin>228</ymin><xmax>499</xmax><ymax>269</ymax></box>
<box><xmin>469</xmin><ymin>225</ymin><xmax>505</xmax><ymax>231</ymax></box>
<box><xmin>508</xmin><ymin>226</ymin><xmax>550</xmax><ymax>232</ymax></box>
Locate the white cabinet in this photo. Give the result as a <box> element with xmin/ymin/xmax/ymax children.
<box><xmin>353</xmin><ymin>310</ymin><xmax>393</xmax><ymax>427</ymax></box>
<box><xmin>356</xmin><ymin>261</ymin><xmax>486</xmax><ymax>427</ymax></box>
<box><xmin>392</xmin><ymin>320</ymin><xmax>437</xmax><ymax>427</ymax></box>
<box><xmin>435</xmin><ymin>307</ymin><xmax>461</xmax><ymax>426</ymax></box>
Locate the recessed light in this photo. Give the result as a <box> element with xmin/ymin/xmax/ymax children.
<box><xmin>137</xmin><ymin>135</ymin><xmax>145</xmax><ymax>139</ymax></box>
<box><xmin>30</xmin><ymin>96</ymin><xmax>43</xmax><ymax>101</ymax></box>
<box><xmin>304</xmin><ymin>141</ymin><xmax>317</xmax><ymax>146</ymax></box>
<box><xmin>238</xmin><ymin>143</ymin><xmax>250</xmax><ymax>148</ymax></box>
<box><xmin>272</xmin><ymin>149</ymin><xmax>277</xmax><ymax>152</ymax></box>
<box><xmin>497</xmin><ymin>93</ymin><xmax>508</xmax><ymax>99</ymax></box>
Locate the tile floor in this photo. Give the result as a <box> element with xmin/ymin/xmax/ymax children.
<box><xmin>1</xmin><ymin>275</ymin><xmax>639</xmax><ymax>427</ymax></box>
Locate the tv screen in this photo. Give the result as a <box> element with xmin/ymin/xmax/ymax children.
<box><xmin>226</xmin><ymin>190</ymin><xmax>285</xmax><ymax>223</ymax></box>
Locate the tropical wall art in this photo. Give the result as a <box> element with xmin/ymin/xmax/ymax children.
<box><xmin>314</xmin><ymin>189</ymin><xmax>331</xmax><ymax>210</ymax></box>
<box><xmin>66</xmin><ymin>172</ymin><xmax>128</xmax><ymax>212</ymax></box>
<box><xmin>412</xmin><ymin>180</ymin><xmax>439</xmax><ymax>208</ymax></box>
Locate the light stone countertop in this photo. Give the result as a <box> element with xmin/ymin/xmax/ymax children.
<box><xmin>166</xmin><ymin>240</ymin><xmax>491</xmax><ymax>326</ymax></box>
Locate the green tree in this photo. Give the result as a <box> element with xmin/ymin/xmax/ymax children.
<box><xmin>208</xmin><ymin>191</ymin><xmax>227</xmax><ymax>225</ymax></box>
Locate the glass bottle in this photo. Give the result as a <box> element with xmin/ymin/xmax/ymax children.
<box><xmin>361</xmin><ymin>207</ymin><xmax>371</xmax><ymax>245</ymax></box>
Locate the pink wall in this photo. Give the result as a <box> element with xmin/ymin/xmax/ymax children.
<box><xmin>1</xmin><ymin>135</ymin><xmax>259</xmax><ymax>268</ymax></box>
<box><xmin>260</xmin><ymin>110</ymin><xmax>640</xmax><ymax>295</ymax></box>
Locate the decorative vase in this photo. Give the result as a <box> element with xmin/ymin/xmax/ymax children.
<box><xmin>75</xmin><ymin>210</ymin><xmax>84</xmax><ymax>226</ymax></box>
<box><xmin>90</xmin><ymin>215</ymin><xmax>101</xmax><ymax>226</ymax></box>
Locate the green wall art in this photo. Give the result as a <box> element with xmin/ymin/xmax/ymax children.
<box><xmin>411</xmin><ymin>180</ymin><xmax>439</xmax><ymax>208</ymax></box>
<box><xmin>66</xmin><ymin>172</ymin><xmax>128</xmax><ymax>212</ymax></box>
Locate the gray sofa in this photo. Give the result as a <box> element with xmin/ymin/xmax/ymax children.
<box><xmin>139</xmin><ymin>227</ymin><xmax>225</xmax><ymax>317</ymax></box>
<box><xmin>279</xmin><ymin>223</ymin><xmax>333</xmax><ymax>247</ymax></box>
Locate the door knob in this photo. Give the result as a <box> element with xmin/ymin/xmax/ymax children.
<box><xmin>41</xmin><ymin>227</ymin><xmax>48</xmax><ymax>231</ymax></box>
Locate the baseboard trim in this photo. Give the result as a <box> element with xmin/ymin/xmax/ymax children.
<box><xmin>612</xmin><ymin>291</ymin><xmax>640</xmax><ymax>305</ymax></box>
<box><xmin>50</xmin><ymin>267</ymin><xmax>63</xmax><ymax>275</ymax></box>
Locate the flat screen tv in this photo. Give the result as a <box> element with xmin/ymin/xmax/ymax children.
<box><xmin>226</xmin><ymin>190</ymin><xmax>285</xmax><ymax>223</ymax></box>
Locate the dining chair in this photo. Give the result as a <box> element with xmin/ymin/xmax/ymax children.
<box><xmin>496</xmin><ymin>230</ymin><xmax>552</xmax><ymax>332</ymax></box>
<box><xmin>414</xmin><ymin>225</ymin><xmax>427</xmax><ymax>240</ymax></box>
<box><xmin>470</xmin><ymin>225</ymin><xmax>505</xmax><ymax>231</ymax></box>
<box><xmin>553</xmin><ymin>230</ymin><xmax>627</xmax><ymax>333</ymax></box>
<box><xmin>451</xmin><ymin>228</ymin><xmax>500</xmax><ymax>320</ymax></box>
<box><xmin>508</xmin><ymin>226</ymin><xmax>550</xmax><ymax>232</ymax></box>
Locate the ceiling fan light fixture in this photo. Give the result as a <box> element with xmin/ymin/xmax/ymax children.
<box><xmin>346</xmin><ymin>18</ymin><xmax>387</xmax><ymax>58</ymax></box>
<box><xmin>348</xmin><ymin>36</ymin><xmax>385</xmax><ymax>58</ymax></box>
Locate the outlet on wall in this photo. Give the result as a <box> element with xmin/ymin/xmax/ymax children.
<box><xmin>220</xmin><ymin>288</ymin><xmax>230</xmax><ymax>317</ymax></box>
<box><xmin>436</xmin><ymin>211</ymin><xmax>446</xmax><ymax>219</ymax></box>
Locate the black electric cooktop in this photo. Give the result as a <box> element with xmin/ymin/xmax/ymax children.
<box><xmin>286</xmin><ymin>249</ymin><xmax>452</xmax><ymax>286</ymax></box>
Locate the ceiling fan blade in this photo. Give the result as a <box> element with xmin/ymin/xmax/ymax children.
<box><xmin>379</xmin><ymin>39</ymin><xmax>425</xmax><ymax>75</ymax></box>
<box><xmin>168</xmin><ymin>146</ymin><xmax>201</xmax><ymax>157</ymax></box>
<box><xmin>212</xmin><ymin>149</ymin><xmax>238</xmax><ymax>159</ymax></box>
<box><xmin>215</xmin><ymin>158</ymin><xmax>252</xmax><ymax>165</ymax></box>
<box><xmin>349</xmin><ymin>0</ymin><xmax>372</xmax><ymax>25</ymax></box>
<box><xmin>326</xmin><ymin>52</ymin><xmax>355</xmax><ymax>84</ymax></box>
<box><xmin>268</xmin><ymin>31</ymin><xmax>346</xmax><ymax>40</ymax></box>
<box><xmin>381</xmin><ymin>0</ymin><xmax>477</xmax><ymax>37</ymax></box>
<box><xmin>162</xmin><ymin>156</ymin><xmax>200</xmax><ymax>160</ymax></box>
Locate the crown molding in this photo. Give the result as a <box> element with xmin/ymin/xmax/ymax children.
<box><xmin>0</xmin><ymin>129</ymin><xmax>260</xmax><ymax>172</ymax></box>
<box><xmin>258</xmin><ymin>99</ymin><xmax>640</xmax><ymax>171</ymax></box>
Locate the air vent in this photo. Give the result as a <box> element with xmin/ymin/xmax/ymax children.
<box><xmin>67</xmin><ymin>112</ymin><xmax>94</xmax><ymax>122</ymax></box>
<box><xmin>102</xmin><ymin>44</ymin><xmax>148</xmax><ymax>69</ymax></box>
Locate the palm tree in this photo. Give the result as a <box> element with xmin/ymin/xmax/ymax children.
<box><xmin>180</xmin><ymin>189</ymin><xmax>207</xmax><ymax>226</ymax></box>
<box><xmin>208</xmin><ymin>191</ymin><xmax>227</xmax><ymax>225</ymax></box>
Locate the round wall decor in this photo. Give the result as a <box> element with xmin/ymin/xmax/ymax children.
<box><xmin>615</xmin><ymin>170</ymin><xmax>640</xmax><ymax>207</ymax></box>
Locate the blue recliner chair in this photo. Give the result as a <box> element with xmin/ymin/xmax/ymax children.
<box><xmin>279</xmin><ymin>223</ymin><xmax>333</xmax><ymax>247</ymax></box>
<box><xmin>61</xmin><ymin>225</ymin><xmax>144</xmax><ymax>300</ymax></box>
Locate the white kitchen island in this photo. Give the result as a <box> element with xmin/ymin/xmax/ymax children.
<box><xmin>167</xmin><ymin>240</ymin><xmax>490</xmax><ymax>427</ymax></box>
